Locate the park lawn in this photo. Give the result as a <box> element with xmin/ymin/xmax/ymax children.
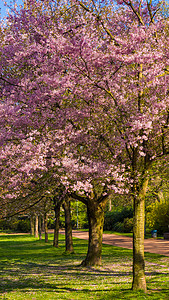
<box><xmin>0</xmin><ymin>233</ymin><xmax>168</xmax><ymax>300</ymax></box>
<box><xmin>103</xmin><ymin>231</ymin><xmax>164</xmax><ymax>239</ymax></box>
<box><xmin>79</xmin><ymin>229</ymin><xmax>163</xmax><ymax>239</ymax></box>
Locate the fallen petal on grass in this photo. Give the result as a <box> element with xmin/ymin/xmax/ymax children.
<box><xmin>0</xmin><ymin>233</ymin><xmax>168</xmax><ymax>299</ymax></box>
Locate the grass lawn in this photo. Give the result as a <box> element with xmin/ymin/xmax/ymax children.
<box><xmin>78</xmin><ymin>229</ymin><xmax>163</xmax><ymax>239</ymax></box>
<box><xmin>103</xmin><ymin>231</ymin><xmax>164</xmax><ymax>239</ymax></box>
<box><xmin>0</xmin><ymin>233</ymin><xmax>168</xmax><ymax>300</ymax></box>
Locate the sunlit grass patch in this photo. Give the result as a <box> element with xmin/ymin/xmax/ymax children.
<box><xmin>0</xmin><ymin>233</ymin><xmax>168</xmax><ymax>299</ymax></box>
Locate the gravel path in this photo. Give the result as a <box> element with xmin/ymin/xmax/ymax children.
<box><xmin>59</xmin><ymin>230</ymin><xmax>169</xmax><ymax>257</ymax></box>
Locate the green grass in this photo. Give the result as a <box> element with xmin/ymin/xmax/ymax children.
<box><xmin>103</xmin><ymin>230</ymin><xmax>133</xmax><ymax>237</ymax></box>
<box><xmin>103</xmin><ymin>231</ymin><xmax>164</xmax><ymax>239</ymax></box>
<box><xmin>0</xmin><ymin>233</ymin><xmax>168</xmax><ymax>299</ymax></box>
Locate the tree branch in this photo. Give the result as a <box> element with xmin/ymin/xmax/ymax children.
<box><xmin>70</xmin><ymin>192</ymin><xmax>88</xmax><ymax>205</ymax></box>
<box><xmin>0</xmin><ymin>196</ymin><xmax>44</xmax><ymax>220</ymax></box>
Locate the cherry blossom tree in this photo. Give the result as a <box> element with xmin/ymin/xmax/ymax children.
<box><xmin>60</xmin><ymin>0</ymin><xmax>169</xmax><ymax>291</ymax></box>
<box><xmin>0</xmin><ymin>0</ymin><xmax>169</xmax><ymax>292</ymax></box>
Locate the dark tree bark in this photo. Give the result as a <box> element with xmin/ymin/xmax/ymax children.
<box><xmin>71</xmin><ymin>191</ymin><xmax>109</xmax><ymax>266</ymax></box>
<box><xmin>132</xmin><ymin>179</ymin><xmax>148</xmax><ymax>292</ymax></box>
<box><xmin>53</xmin><ymin>197</ymin><xmax>61</xmax><ymax>247</ymax></box>
<box><xmin>41</xmin><ymin>216</ymin><xmax>45</xmax><ymax>232</ymax></box>
<box><xmin>63</xmin><ymin>198</ymin><xmax>74</xmax><ymax>253</ymax></box>
<box><xmin>44</xmin><ymin>212</ymin><xmax>48</xmax><ymax>243</ymax></box>
<box><xmin>38</xmin><ymin>215</ymin><xmax>42</xmax><ymax>240</ymax></box>
<box><xmin>30</xmin><ymin>215</ymin><xmax>35</xmax><ymax>236</ymax></box>
<box><xmin>81</xmin><ymin>199</ymin><xmax>106</xmax><ymax>266</ymax></box>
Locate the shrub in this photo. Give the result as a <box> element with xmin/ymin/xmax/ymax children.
<box><xmin>104</xmin><ymin>206</ymin><xmax>133</xmax><ymax>232</ymax></box>
<box><xmin>113</xmin><ymin>222</ymin><xmax>124</xmax><ymax>232</ymax></box>
<box><xmin>17</xmin><ymin>219</ymin><xmax>30</xmax><ymax>232</ymax></box>
<box><xmin>0</xmin><ymin>217</ymin><xmax>30</xmax><ymax>233</ymax></box>
<box><xmin>0</xmin><ymin>220</ymin><xmax>12</xmax><ymax>230</ymax></box>
<box><xmin>123</xmin><ymin>217</ymin><xmax>133</xmax><ymax>233</ymax></box>
<box><xmin>146</xmin><ymin>200</ymin><xmax>169</xmax><ymax>235</ymax></box>
<box><xmin>2</xmin><ymin>218</ymin><xmax>19</xmax><ymax>231</ymax></box>
<box><xmin>104</xmin><ymin>211</ymin><xmax>121</xmax><ymax>231</ymax></box>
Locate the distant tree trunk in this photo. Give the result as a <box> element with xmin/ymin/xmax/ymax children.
<box><xmin>53</xmin><ymin>199</ymin><xmax>61</xmax><ymax>247</ymax></box>
<box><xmin>30</xmin><ymin>215</ymin><xmax>35</xmax><ymax>236</ymax></box>
<box><xmin>132</xmin><ymin>179</ymin><xmax>148</xmax><ymax>292</ymax></box>
<box><xmin>81</xmin><ymin>199</ymin><xmax>106</xmax><ymax>266</ymax></box>
<box><xmin>38</xmin><ymin>216</ymin><xmax>42</xmax><ymax>240</ymax></box>
<box><xmin>44</xmin><ymin>212</ymin><xmax>48</xmax><ymax>243</ymax></box>
<box><xmin>63</xmin><ymin>198</ymin><xmax>74</xmax><ymax>253</ymax></box>
<box><xmin>35</xmin><ymin>214</ymin><xmax>38</xmax><ymax>238</ymax></box>
<box><xmin>41</xmin><ymin>216</ymin><xmax>45</xmax><ymax>232</ymax></box>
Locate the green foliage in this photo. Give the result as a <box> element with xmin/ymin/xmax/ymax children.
<box><xmin>0</xmin><ymin>218</ymin><xmax>18</xmax><ymax>231</ymax></box>
<box><xmin>106</xmin><ymin>194</ymin><xmax>132</xmax><ymax>210</ymax></box>
<box><xmin>59</xmin><ymin>201</ymin><xmax>88</xmax><ymax>229</ymax></box>
<box><xmin>48</xmin><ymin>217</ymin><xmax>55</xmax><ymax>229</ymax></box>
<box><xmin>0</xmin><ymin>217</ymin><xmax>30</xmax><ymax>232</ymax></box>
<box><xmin>113</xmin><ymin>221</ymin><xmax>124</xmax><ymax>232</ymax></box>
<box><xmin>71</xmin><ymin>201</ymin><xmax>88</xmax><ymax>229</ymax></box>
<box><xmin>59</xmin><ymin>209</ymin><xmax>65</xmax><ymax>228</ymax></box>
<box><xmin>146</xmin><ymin>199</ymin><xmax>169</xmax><ymax>235</ymax></box>
<box><xmin>17</xmin><ymin>219</ymin><xmax>31</xmax><ymax>232</ymax></box>
<box><xmin>145</xmin><ymin>159</ymin><xmax>169</xmax><ymax>207</ymax></box>
<box><xmin>104</xmin><ymin>206</ymin><xmax>133</xmax><ymax>232</ymax></box>
<box><xmin>48</xmin><ymin>201</ymin><xmax>88</xmax><ymax>229</ymax></box>
<box><xmin>123</xmin><ymin>217</ymin><xmax>133</xmax><ymax>233</ymax></box>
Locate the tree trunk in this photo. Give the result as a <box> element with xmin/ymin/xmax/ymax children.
<box><xmin>81</xmin><ymin>200</ymin><xmax>106</xmax><ymax>266</ymax></box>
<box><xmin>44</xmin><ymin>212</ymin><xmax>48</xmax><ymax>243</ymax></box>
<box><xmin>38</xmin><ymin>216</ymin><xmax>42</xmax><ymax>240</ymax></box>
<box><xmin>41</xmin><ymin>216</ymin><xmax>45</xmax><ymax>232</ymax></box>
<box><xmin>35</xmin><ymin>214</ymin><xmax>38</xmax><ymax>238</ymax></box>
<box><xmin>53</xmin><ymin>202</ymin><xmax>61</xmax><ymax>247</ymax></box>
<box><xmin>30</xmin><ymin>215</ymin><xmax>35</xmax><ymax>236</ymax></box>
<box><xmin>63</xmin><ymin>199</ymin><xmax>74</xmax><ymax>253</ymax></box>
<box><xmin>132</xmin><ymin>179</ymin><xmax>148</xmax><ymax>292</ymax></box>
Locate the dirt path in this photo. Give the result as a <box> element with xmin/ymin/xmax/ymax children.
<box><xmin>59</xmin><ymin>230</ymin><xmax>169</xmax><ymax>257</ymax></box>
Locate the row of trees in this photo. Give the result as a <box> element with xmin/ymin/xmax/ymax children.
<box><xmin>0</xmin><ymin>0</ymin><xmax>168</xmax><ymax>292</ymax></box>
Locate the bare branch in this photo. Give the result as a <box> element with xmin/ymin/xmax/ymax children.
<box><xmin>123</xmin><ymin>0</ymin><xmax>145</xmax><ymax>25</ymax></box>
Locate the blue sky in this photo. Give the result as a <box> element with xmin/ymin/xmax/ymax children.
<box><xmin>0</xmin><ymin>0</ymin><xmax>23</xmax><ymax>19</ymax></box>
<box><xmin>1</xmin><ymin>0</ymin><xmax>168</xmax><ymax>20</ymax></box>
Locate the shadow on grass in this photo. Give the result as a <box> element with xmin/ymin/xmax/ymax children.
<box><xmin>99</xmin><ymin>288</ymin><xmax>169</xmax><ymax>300</ymax></box>
<box><xmin>0</xmin><ymin>263</ymin><xmax>132</xmax><ymax>294</ymax></box>
<box><xmin>0</xmin><ymin>235</ymin><xmax>89</xmax><ymax>264</ymax></box>
<box><xmin>0</xmin><ymin>277</ymin><xmax>93</xmax><ymax>294</ymax></box>
<box><xmin>0</xmin><ymin>234</ymin><xmax>168</xmax><ymax>299</ymax></box>
<box><xmin>0</xmin><ymin>256</ymin><xmax>133</xmax><ymax>295</ymax></box>
<box><xmin>1</xmin><ymin>274</ymin><xmax>169</xmax><ymax>300</ymax></box>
